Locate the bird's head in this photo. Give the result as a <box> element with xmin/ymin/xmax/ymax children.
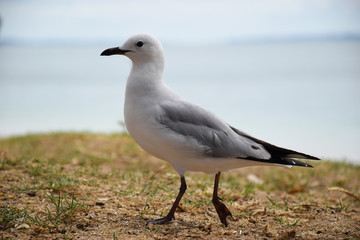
<box><xmin>101</xmin><ymin>34</ymin><xmax>165</xmax><ymax>65</ymax></box>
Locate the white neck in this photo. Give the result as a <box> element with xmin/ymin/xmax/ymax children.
<box><xmin>126</xmin><ymin>59</ymin><xmax>165</xmax><ymax>98</ymax></box>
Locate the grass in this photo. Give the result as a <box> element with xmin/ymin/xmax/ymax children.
<box><xmin>0</xmin><ymin>132</ymin><xmax>359</xmax><ymax>239</ymax></box>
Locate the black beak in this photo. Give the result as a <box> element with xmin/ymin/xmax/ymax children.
<box><xmin>100</xmin><ymin>47</ymin><xmax>131</xmax><ymax>56</ymax></box>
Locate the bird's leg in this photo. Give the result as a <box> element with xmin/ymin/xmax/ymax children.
<box><xmin>146</xmin><ymin>176</ymin><xmax>187</xmax><ymax>225</ymax></box>
<box><xmin>212</xmin><ymin>172</ymin><xmax>232</xmax><ymax>227</ymax></box>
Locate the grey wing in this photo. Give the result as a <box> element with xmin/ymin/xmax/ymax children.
<box><xmin>158</xmin><ymin>101</ymin><xmax>271</xmax><ymax>160</ymax></box>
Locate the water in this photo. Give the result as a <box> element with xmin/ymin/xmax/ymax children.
<box><xmin>1</xmin><ymin>40</ymin><xmax>359</xmax><ymax>164</ymax></box>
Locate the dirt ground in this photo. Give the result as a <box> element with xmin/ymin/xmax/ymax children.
<box><xmin>0</xmin><ymin>133</ymin><xmax>359</xmax><ymax>239</ymax></box>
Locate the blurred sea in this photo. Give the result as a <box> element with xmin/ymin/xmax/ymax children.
<box><xmin>1</xmin><ymin>40</ymin><xmax>359</xmax><ymax>163</ymax></box>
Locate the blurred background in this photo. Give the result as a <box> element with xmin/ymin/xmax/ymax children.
<box><xmin>0</xmin><ymin>0</ymin><xmax>359</xmax><ymax>163</ymax></box>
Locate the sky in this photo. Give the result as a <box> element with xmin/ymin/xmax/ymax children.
<box><xmin>1</xmin><ymin>0</ymin><xmax>360</xmax><ymax>45</ymax></box>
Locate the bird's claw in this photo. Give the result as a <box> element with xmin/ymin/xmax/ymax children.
<box><xmin>213</xmin><ymin>198</ymin><xmax>232</xmax><ymax>227</ymax></box>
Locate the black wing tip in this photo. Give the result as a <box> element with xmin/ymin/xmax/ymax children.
<box><xmin>280</xmin><ymin>157</ymin><xmax>316</xmax><ymax>168</ymax></box>
<box><xmin>228</xmin><ymin>125</ymin><xmax>321</xmax><ymax>162</ymax></box>
<box><xmin>241</xmin><ymin>156</ymin><xmax>316</xmax><ymax>168</ymax></box>
<box><xmin>290</xmin><ymin>153</ymin><xmax>321</xmax><ymax>161</ymax></box>
<box><xmin>293</xmin><ymin>161</ymin><xmax>314</xmax><ymax>168</ymax></box>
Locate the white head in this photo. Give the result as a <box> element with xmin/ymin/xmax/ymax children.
<box><xmin>101</xmin><ymin>34</ymin><xmax>165</xmax><ymax>66</ymax></box>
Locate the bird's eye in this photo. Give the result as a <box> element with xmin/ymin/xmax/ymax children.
<box><xmin>136</xmin><ymin>41</ymin><xmax>144</xmax><ymax>47</ymax></box>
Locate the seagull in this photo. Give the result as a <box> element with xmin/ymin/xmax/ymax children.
<box><xmin>101</xmin><ymin>34</ymin><xmax>320</xmax><ymax>226</ymax></box>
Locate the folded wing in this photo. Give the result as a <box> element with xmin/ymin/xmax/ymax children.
<box><xmin>158</xmin><ymin>100</ymin><xmax>319</xmax><ymax>168</ymax></box>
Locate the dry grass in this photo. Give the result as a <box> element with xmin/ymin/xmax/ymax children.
<box><xmin>0</xmin><ymin>133</ymin><xmax>359</xmax><ymax>239</ymax></box>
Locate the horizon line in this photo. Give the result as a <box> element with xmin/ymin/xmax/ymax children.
<box><xmin>1</xmin><ymin>32</ymin><xmax>360</xmax><ymax>47</ymax></box>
